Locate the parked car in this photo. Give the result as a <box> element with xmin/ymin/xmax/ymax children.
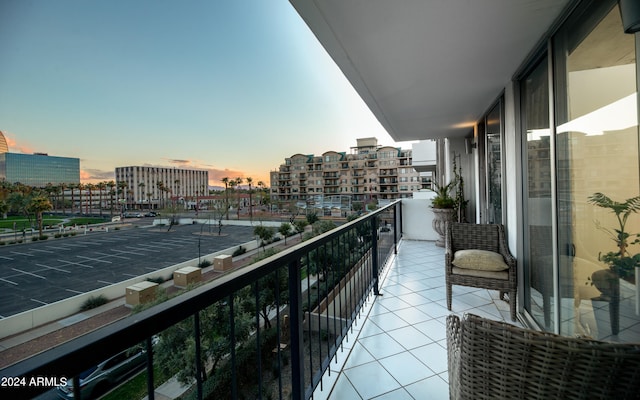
<box><xmin>144</xmin><ymin>211</ymin><xmax>157</xmax><ymax>217</ymax></box>
<box><xmin>123</xmin><ymin>212</ymin><xmax>143</xmax><ymax>218</ymax></box>
<box><xmin>56</xmin><ymin>346</ymin><xmax>147</xmax><ymax>399</ymax></box>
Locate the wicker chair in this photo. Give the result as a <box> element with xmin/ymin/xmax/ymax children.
<box><xmin>446</xmin><ymin>314</ymin><xmax>640</xmax><ymax>400</ymax></box>
<box><xmin>445</xmin><ymin>222</ymin><xmax>517</xmax><ymax>320</ymax></box>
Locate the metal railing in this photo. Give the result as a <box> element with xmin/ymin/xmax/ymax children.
<box><xmin>1</xmin><ymin>201</ymin><xmax>402</xmax><ymax>400</ymax></box>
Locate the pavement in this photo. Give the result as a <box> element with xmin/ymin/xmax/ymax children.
<box><xmin>0</xmin><ymin>232</ymin><xmax>305</xmax><ymax>400</ymax></box>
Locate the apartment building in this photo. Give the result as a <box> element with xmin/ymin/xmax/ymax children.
<box><xmin>115</xmin><ymin>166</ymin><xmax>208</xmax><ymax>210</ymax></box>
<box><xmin>270</xmin><ymin>137</ymin><xmax>425</xmax><ymax>211</ymax></box>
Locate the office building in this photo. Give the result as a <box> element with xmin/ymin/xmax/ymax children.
<box><xmin>115</xmin><ymin>166</ymin><xmax>208</xmax><ymax>210</ymax></box>
<box><xmin>0</xmin><ymin>152</ymin><xmax>80</xmax><ymax>187</ymax></box>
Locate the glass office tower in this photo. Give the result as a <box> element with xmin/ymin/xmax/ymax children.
<box><xmin>0</xmin><ymin>152</ymin><xmax>80</xmax><ymax>187</ymax></box>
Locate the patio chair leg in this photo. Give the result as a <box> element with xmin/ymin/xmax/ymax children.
<box><xmin>446</xmin><ymin>283</ymin><xmax>452</xmax><ymax>311</ymax></box>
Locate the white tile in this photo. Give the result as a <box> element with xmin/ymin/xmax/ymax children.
<box><xmin>343</xmin><ymin>342</ymin><xmax>376</xmax><ymax>369</ymax></box>
<box><xmin>357</xmin><ymin>332</ymin><xmax>406</xmax><ymax>359</ymax></box>
<box><xmin>393</xmin><ymin>307</ymin><xmax>432</xmax><ymax>325</ymax></box>
<box><xmin>344</xmin><ymin>361</ymin><xmax>402</xmax><ymax>399</ymax></box>
<box><xmin>378</xmin><ymin>351</ymin><xmax>436</xmax><ymax>386</ymax></box>
<box><xmin>367</xmin><ymin>311</ymin><xmax>411</xmax><ymax>331</ymax></box>
<box><xmin>370</xmin><ymin>388</ymin><xmax>414</xmax><ymax>400</ymax></box>
<box><xmin>386</xmin><ymin>325</ymin><xmax>434</xmax><ymax>350</ymax></box>
<box><xmin>413</xmin><ymin>319</ymin><xmax>447</xmax><ymax>341</ymax></box>
<box><xmin>404</xmin><ymin>375</ymin><xmax>450</xmax><ymax>400</ymax></box>
<box><xmin>410</xmin><ymin>342</ymin><xmax>449</xmax><ymax>374</ymax></box>
<box><xmin>325</xmin><ymin>373</ymin><xmax>362</xmax><ymax>400</ymax></box>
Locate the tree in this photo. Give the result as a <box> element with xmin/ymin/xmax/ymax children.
<box><xmin>293</xmin><ymin>220</ymin><xmax>308</xmax><ymax>240</ymax></box>
<box><xmin>60</xmin><ymin>183</ymin><xmax>67</xmax><ymax>216</ymax></box>
<box><xmin>246</xmin><ymin>176</ymin><xmax>253</xmax><ymax>221</ymax></box>
<box><xmin>306</xmin><ymin>211</ymin><xmax>319</xmax><ymax>225</ymax></box>
<box><xmin>78</xmin><ymin>183</ymin><xmax>84</xmax><ymax>215</ymax></box>
<box><xmin>240</xmin><ymin>269</ymin><xmax>289</xmax><ymax>330</ymax></box>
<box><xmin>96</xmin><ymin>181</ymin><xmax>106</xmax><ymax>217</ymax></box>
<box><xmin>86</xmin><ymin>183</ymin><xmax>94</xmax><ymax>215</ymax></box>
<box><xmin>68</xmin><ymin>183</ymin><xmax>76</xmax><ymax>215</ymax></box>
<box><xmin>138</xmin><ymin>182</ymin><xmax>145</xmax><ymax>210</ymax></box>
<box><xmin>254</xmin><ymin>225</ymin><xmax>275</xmax><ymax>252</ymax></box>
<box><xmin>29</xmin><ymin>195</ymin><xmax>52</xmax><ymax>238</ymax></box>
<box><xmin>107</xmin><ymin>180</ymin><xmax>116</xmax><ymax>217</ymax></box>
<box><xmin>279</xmin><ymin>222</ymin><xmax>292</xmax><ymax>244</ymax></box>
<box><xmin>155</xmin><ymin>298</ymin><xmax>252</xmax><ymax>385</ymax></box>
<box><xmin>221</xmin><ymin>177</ymin><xmax>230</xmax><ymax>220</ymax></box>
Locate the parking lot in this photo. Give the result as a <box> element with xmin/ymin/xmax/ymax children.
<box><xmin>0</xmin><ymin>223</ymin><xmax>255</xmax><ymax>317</ymax></box>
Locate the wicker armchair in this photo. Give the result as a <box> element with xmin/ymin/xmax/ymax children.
<box><xmin>445</xmin><ymin>223</ymin><xmax>517</xmax><ymax>320</ymax></box>
<box><xmin>446</xmin><ymin>314</ymin><xmax>640</xmax><ymax>400</ymax></box>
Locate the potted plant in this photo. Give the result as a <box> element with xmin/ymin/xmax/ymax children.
<box><xmin>586</xmin><ymin>192</ymin><xmax>640</xmax><ymax>335</ymax></box>
<box><xmin>587</xmin><ymin>192</ymin><xmax>640</xmax><ymax>281</ymax></box>
<box><xmin>430</xmin><ymin>178</ymin><xmax>458</xmax><ymax>247</ymax></box>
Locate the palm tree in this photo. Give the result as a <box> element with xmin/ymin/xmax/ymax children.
<box><xmin>246</xmin><ymin>176</ymin><xmax>253</xmax><ymax>221</ymax></box>
<box><xmin>29</xmin><ymin>195</ymin><xmax>52</xmax><ymax>238</ymax></box>
<box><xmin>221</xmin><ymin>177</ymin><xmax>230</xmax><ymax>220</ymax></box>
<box><xmin>107</xmin><ymin>180</ymin><xmax>116</xmax><ymax>217</ymax></box>
<box><xmin>156</xmin><ymin>181</ymin><xmax>165</xmax><ymax>209</ymax></box>
<box><xmin>86</xmin><ymin>183</ymin><xmax>95</xmax><ymax>216</ymax></box>
<box><xmin>138</xmin><ymin>182</ymin><xmax>146</xmax><ymax>210</ymax></box>
<box><xmin>68</xmin><ymin>183</ymin><xmax>76</xmax><ymax>215</ymax></box>
<box><xmin>97</xmin><ymin>181</ymin><xmax>106</xmax><ymax>217</ymax></box>
<box><xmin>234</xmin><ymin>177</ymin><xmax>243</xmax><ymax>219</ymax></box>
<box><xmin>117</xmin><ymin>181</ymin><xmax>128</xmax><ymax>213</ymax></box>
<box><xmin>60</xmin><ymin>183</ymin><xmax>67</xmax><ymax>216</ymax></box>
<box><xmin>77</xmin><ymin>183</ymin><xmax>84</xmax><ymax>216</ymax></box>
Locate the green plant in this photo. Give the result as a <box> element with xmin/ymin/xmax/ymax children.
<box><xmin>80</xmin><ymin>295</ymin><xmax>109</xmax><ymax>311</ymax></box>
<box><xmin>430</xmin><ymin>180</ymin><xmax>457</xmax><ymax>209</ymax></box>
<box><xmin>198</xmin><ymin>259</ymin><xmax>212</xmax><ymax>268</ymax></box>
<box><xmin>587</xmin><ymin>192</ymin><xmax>640</xmax><ymax>279</ymax></box>
<box><xmin>232</xmin><ymin>245</ymin><xmax>246</xmax><ymax>256</ymax></box>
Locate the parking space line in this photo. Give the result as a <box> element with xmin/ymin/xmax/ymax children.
<box><xmin>0</xmin><ymin>277</ymin><xmax>18</xmax><ymax>285</ymax></box>
<box><xmin>30</xmin><ymin>248</ymin><xmax>54</xmax><ymax>254</ymax></box>
<box><xmin>122</xmin><ymin>273</ymin><xmax>139</xmax><ymax>278</ymax></box>
<box><xmin>97</xmin><ymin>280</ymin><xmax>114</xmax><ymax>285</ymax></box>
<box><xmin>92</xmin><ymin>251</ymin><xmax>130</xmax><ymax>260</ymax></box>
<box><xmin>0</xmin><ymin>256</ymin><xmax>13</xmax><ymax>261</ymax></box>
<box><xmin>76</xmin><ymin>255</ymin><xmax>112</xmax><ymax>264</ymax></box>
<box><xmin>65</xmin><ymin>288</ymin><xmax>83</xmax><ymax>294</ymax></box>
<box><xmin>111</xmin><ymin>249</ymin><xmax>146</xmax><ymax>256</ymax></box>
<box><xmin>12</xmin><ymin>268</ymin><xmax>46</xmax><ymax>279</ymax></box>
<box><xmin>10</xmin><ymin>251</ymin><xmax>35</xmax><ymax>257</ymax></box>
<box><xmin>30</xmin><ymin>298</ymin><xmax>48</xmax><ymax>305</ymax></box>
<box><xmin>36</xmin><ymin>264</ymin><xmax>71</xmax><ymax>273</ymax></box>
<box><xmin>58</xmin><ymin>259</ymin><xmax>94</xmax><ymax>269</ymax></box>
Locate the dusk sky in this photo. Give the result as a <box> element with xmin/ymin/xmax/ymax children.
<box><xmin>0</xmin><ymin>0</ymin><xmax>404</xmax><ymax>187</ymax></box>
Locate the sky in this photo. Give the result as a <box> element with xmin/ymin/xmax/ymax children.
<box><xmin>0</xmin><ymin>0</ymin><xmax>403</xmax><ymax>187</ymax></box>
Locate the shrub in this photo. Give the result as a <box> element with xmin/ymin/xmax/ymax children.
<box><xmin>198</xmin><ymin>259</ymin><xmax>212</xmax><ymax>268</ymax></box>
<box><xmin>39</xmin><ymin>235</ymin><xmax>49</xmax><ymax>240</ymax></box>
<box><xmin>147</xmin><ymin>276</ymin><xmax>165</xmax><ymax>284</ymax></box>
<box><xmin>232</xmin><ymin>246</ymin><xmax>246</xmax><ymax>257</ymax></box>
<box><xmin>31</xmin><ymin>237</ymin><xmax>39</xmax><ymax>242</ymax></box>
<box><xmin>80</xmin><ymin>295</ymin><xmax>109</xmax><ymax>311</ymax></box>
<box><xmin>70</xmin><ymin>231</ymin><xmax>77</xmax><ymax>236</ymax></box>
<box><xmin>54</xmin><ymin>233</ymin><xmax>62</xmax><ymax>238</ymax></box>
<box><xmin>0</xmin><ymin>241</ymin><xmax>5</xmax><ymax>246</ymax></box>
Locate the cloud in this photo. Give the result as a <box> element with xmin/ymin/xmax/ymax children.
<box><xmin>167</xmin><ymin>159</ymin><xmax>191</xmax><ymax>165</ymax></box>
<box><xmin>83</xmin><ymin>168</ymin><xmax>115</xmax><ymax>181</ymax></box>
<box><xmin>1</xmin><ymin>131</ymin><xmax>35</xmax><ymax>154</ymax></box>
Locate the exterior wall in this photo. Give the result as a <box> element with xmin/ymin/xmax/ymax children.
<box><xmin>0</xmin><ymin>152</ymin><xmax>80</xmax><ymax>187</ymax></box>
<box><xmin>115</xmin><ymin>166</ymin><xmax>208</xmax><ymax>209</ymax></box>
<box><xmin>270</xmin><ymin>139</ymin><xmax>421</xmax><ymax>209</ymax></box>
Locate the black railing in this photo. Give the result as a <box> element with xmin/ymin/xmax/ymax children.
<box><xmin>1</xmin><ymin>201</ymin><xmax>402</xmax><ymax>400</ymax></box>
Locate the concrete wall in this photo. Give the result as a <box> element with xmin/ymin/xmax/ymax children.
<box><xmin>402</xmin><ymin>196</ymin><xmax>439</xmax><ymax>241</ymax></box>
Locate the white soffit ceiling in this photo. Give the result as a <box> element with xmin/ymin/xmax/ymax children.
<box><xmin>290</xmin><ymin>0</ymin><xmax>571</xmax><ymax>140</ymax></box>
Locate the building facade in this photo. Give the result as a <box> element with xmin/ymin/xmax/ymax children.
<box><xmin>270</xmin><ymin>137</ymin><xmax>426</xmax><ymax>212</ymax></box>
<box><xmin>0</xmin><ymin>152</ymin><xmax>80</xmax><ymax>187</ymax></box>
<box><xmin>115</xmin><ymin>166</ymin><xmax>208</xmax><ymax>210</ymax></box>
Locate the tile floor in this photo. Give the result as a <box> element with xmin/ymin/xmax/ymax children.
<box><xmin>313</xmin><ymin>239</ymin><xmax>522</xmax><ymax>400</ymax></box>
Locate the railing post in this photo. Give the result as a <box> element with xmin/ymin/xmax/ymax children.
<box><xmin>194</xmin><ymin>312</ymin><xmax>203</xmax><ymax>400</ymax></box>
<box><xmin>393</xmin><ymin>202</ymin><xmax>398</xmax><ymax>255</ymax></box>
<box><xmin>288</xmin><ymin>259</ymin><xmax>304</xmax><ymax>399</ymax></box>
<box><xmin>372</xmin><ymin>216</ymin><xmax>380</xmax><ymax>296</ymax></box>
<box><xmin>146</xmin><ymin>336</ymin><xmax>155</xmax><ymax>400</ymax></box>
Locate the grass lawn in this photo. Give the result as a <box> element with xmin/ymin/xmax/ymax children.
<box><xmin>0</xmin><ymin>216</ymin><xmax>109</xmax><ymax>230</ymax></box>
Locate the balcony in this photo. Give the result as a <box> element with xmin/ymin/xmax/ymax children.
<box><xmin>0</xmin><ymin>201</ymin><xmax>513</xmax><ymax>400</ymax></box>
